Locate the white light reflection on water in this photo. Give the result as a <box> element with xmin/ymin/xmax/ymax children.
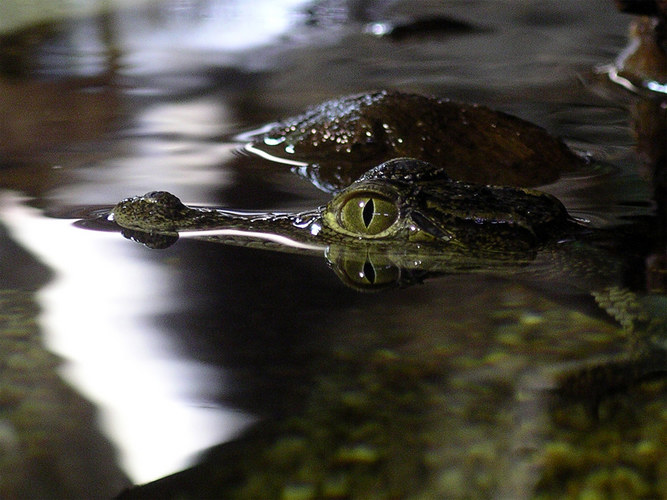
<box><xmin>46</xmin><ymin>96</ymin><xmax>235</xmax><ymax>208</ymax></box>
<box><xmin>0</xmin><ymin>193</ymin><xmax>255</xmax><ymax>484</ymax></box>
<box><xmin>116</xmin><ymin>0</ymin><xmax>313</xmax><ymax>74</ymax></box>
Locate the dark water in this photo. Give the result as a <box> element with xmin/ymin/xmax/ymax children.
<box><xmin>1</xmin><ymin>1</ymin><xmax>666</xmax><ymax>498</ymax></box>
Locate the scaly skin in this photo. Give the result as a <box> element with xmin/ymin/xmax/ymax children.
<box><xmin>111</xmin><ymin>158</ymin><xmax>666</xmax><ymax>398</ymax></box>
<box><xmin>112</xmin><ymin>158</ymin><xmax>574</xmax><ymax>253</ymax></box>
<box><xmin>243</xmin><ymin>90</ymin><xmax>583</xmax><ymax>191</ymax></box>
<box><xmin>110</xmin><ymin>157</ymin><xmax>639</xmax><ymax>293</ymax></box>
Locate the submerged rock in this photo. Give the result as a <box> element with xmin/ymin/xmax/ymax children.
<box><xmin>245</xmin><ymin>90</ymin><xmax>583</xmax><ymax>191</ymax></box>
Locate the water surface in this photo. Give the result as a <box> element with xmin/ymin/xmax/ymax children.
<box><xmin>0</xmin><ymin>1</ymin><xmax>665</xmax><ymax>498</ymax></box>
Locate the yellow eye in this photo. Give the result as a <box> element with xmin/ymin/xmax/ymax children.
<box><xmin>339</xmin><ymin>194</ymin><xmax>398</xmax><ymax>236</ymax></box>
<box><xmin>325</xmin><ymin>246</ymin><xmax>401</xmax><ymax>290</ymax></box>
<box><xmin>339</xmin><ymin>255</ymin><xmax>400</xmax><ymax>289</ymax></box>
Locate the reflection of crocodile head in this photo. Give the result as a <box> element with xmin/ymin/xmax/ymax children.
<box><xmin>112</xmin><ymin>158</ymin><xmax>578</xmax><ymax>287</ymax></box>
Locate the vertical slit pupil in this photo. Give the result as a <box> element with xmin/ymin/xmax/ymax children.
<box><xmin>362</xmin><ymin>198</ymin><xmax>375</xmax><ymax>228</ymax></box>
<box><xmin>363</xmin><ymin>260</ymin><xmax>376</xmax><ymax>283</ymax></box>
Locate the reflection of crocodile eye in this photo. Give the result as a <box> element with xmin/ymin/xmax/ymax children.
<box><xmin>340</xmin><ymin>256</ymin><xmax>400</xmax><ymax>288</ymax></box>
<box><xmin>339</xmin><ymin>195</ymin><xmax>398</xmax><ymax>235</ymax></box>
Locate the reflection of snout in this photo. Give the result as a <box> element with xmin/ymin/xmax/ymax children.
<box><xmin>120</xmin><ymin>228</ymin><xmax>180</xmax><ymax>250</ymax></box>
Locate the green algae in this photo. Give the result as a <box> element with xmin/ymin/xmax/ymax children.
<box><xmin>119</xmin><ymin>281</ymin><xmax>667</xmax><ymax>500</ymax></box>
<box><xmin>0</xmin><ymin>289</ymin><xmax>129</xmax><ymax>498</ymax></box>
<box><xmin>534</xmin><ymin>377</ymin><xmax>667</xmax><ymax>499</ymax></box>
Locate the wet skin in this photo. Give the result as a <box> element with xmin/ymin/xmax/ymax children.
<box><xmin>109</xmin><ymin>88</ymin><xmax>665</xmax><ymax>348</ymax></box>
<box><xmin>113</xmin><ymin>90</ymin><xmax>590</xmax><ymax>277</ymax></box>
<box><xmin>111</xmin><ymin>154</ymin><xmax>666</xmax><ymax>402</ymax></box>
<box><xmin>109</xmin><ymin>90</ymin><xmax>649</xmax><ymax>300</ymax></box>
<box><xmin>111</xmin><ymin>157</ymin><xmax>648</xmax><ymax>325</ymax></box>
<box><xmin>111</xmin><ymin>91</ymin><xmax>589</xmax><ymax>290</ymax></box>
<box><xmin>243</xmin><ymin>90</ymin><xmax>583</xmax><ymax>191</ymax></box>
<box><xmin>109</xmin><ymin>93</ymin><xmax>594</xmax><ymax>289</ymax></box>
<box><xmin>112</xmin><ymin>158</ymin><xmax>574</xmax><ymax>255</ymax></box>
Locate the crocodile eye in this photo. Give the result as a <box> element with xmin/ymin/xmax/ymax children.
<box><xmin>339</xmin><ymin>194</ymin><xmax>398</xmax><ymax>236</ymax></box>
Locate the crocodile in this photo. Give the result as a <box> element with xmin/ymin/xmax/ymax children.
<box><xmin>108</xmin><ymin>88</ymin><xmax>665</xmax><ymax>348</ymax></box>
<box><xmin>111</xmin><ymin>154</ymin><xmax>667</xmax><ymax>494</ymax></box>
<box><xmin>108</xmin><ymin>92</ymin><xmax>667</xmax><ymax>498</ymax></box>
<box><xmin>111</xmin><ymin>89</ymin><xmax>589</xmax><ymax>289</ymax></box>
<box><xmin>240</xmin><ymin>90</ymin><xmax>583</xmax><ymax>191</ymax></box>
<box><xmin>109</xmin><ymin>88</ymin><xmax>647</xmax><ymax>299</ymax></box>
<box><xmin>111</xmin><ymin>156</ymin><xmax>660</xmax><ymax>326</ymax></box>
<box><xmin>112</xmin><ymin>165</ymin><xmax>667</xmax><ymax>500</ymax></box>
<box><xmin>112</xmin><ymin>157</ymin><xmax>589</xmax><ymax>287</ymax></box>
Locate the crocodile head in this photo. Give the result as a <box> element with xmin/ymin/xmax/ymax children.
<box><xmin>111</xmin><ymin>158</ymin><xmax>574</xmax><ymax>287</ymax></box>
<box><xmin>113</xmin><ymin>158</ymin><xmax>569</xmax><ymax>249</ymax></box>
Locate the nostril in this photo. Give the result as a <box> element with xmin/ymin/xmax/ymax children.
<box><xmin>143</xmin><ymin>192</ymin><xmax>188</xmax><ymax>211</ymax></box>
<box><xmin>144</xmin><ymin>191</ymin><xmax>166</xmax><ymax>199</ymax></box>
